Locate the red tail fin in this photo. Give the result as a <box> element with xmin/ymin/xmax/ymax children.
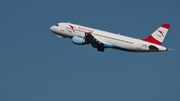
<box><xmin>144</xmin><ymin>23</ymin><xmax>170</xmax><ymax>45</ymax></box>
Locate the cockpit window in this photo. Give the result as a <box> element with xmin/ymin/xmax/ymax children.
<box><xmin>55</xmin><ymin>23</ymin><xmax>59</xmax><ymax>26</ymax></box>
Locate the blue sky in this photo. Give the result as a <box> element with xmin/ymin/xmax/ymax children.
<box><xmin>1</xmin><ymin>0</ymin><xmax>180</xmax><ymax>101</ymax></box>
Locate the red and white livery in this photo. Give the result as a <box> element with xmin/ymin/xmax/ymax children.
<box><xmin>50</xmin><ymin>22</ymin><xmax>171</xmax><ymax>52</ymax></box>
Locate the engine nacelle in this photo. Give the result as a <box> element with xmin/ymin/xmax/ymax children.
<box><xmin>72</xmin><ymin>36</ymin><xmax>85</xmax><ymax>45</ymax></box>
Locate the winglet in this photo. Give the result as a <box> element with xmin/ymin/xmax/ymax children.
<box><xmin>86</xmin><ymin>31</ymin><xmax>93</xmax><ymax>35</ymax></box>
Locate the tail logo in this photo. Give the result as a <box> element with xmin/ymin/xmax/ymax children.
<box><xmin>144</xmin><ymin>23</ymin><xmax>170</xmax><ymax>45</ymax></box>
<box><xmin>158</xmin><ymin>30</ymin><xmax>164</xmax><ymax>37</ymax></box>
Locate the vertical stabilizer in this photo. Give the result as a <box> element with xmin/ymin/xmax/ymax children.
<box><xmin>144</xmin><ymin>23</ymin><xmax>170</xmax><ymax>45</ymax></box>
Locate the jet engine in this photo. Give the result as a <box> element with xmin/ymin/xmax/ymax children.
<box><xmin>72</xmin><ymin>36</ymin><xmax>86</xmax><ymax>45</ymax></box>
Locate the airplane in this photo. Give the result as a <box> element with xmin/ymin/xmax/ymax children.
<box><xmin>50</xmin><ymin>22</ymin><xmax>171</xmax><ymax>52</ymax></box>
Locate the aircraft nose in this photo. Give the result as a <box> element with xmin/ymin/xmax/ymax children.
<box><xmin>50</xmin><ymin>26</ymin><xmax>55</xmax><ymax>31</ymax></box>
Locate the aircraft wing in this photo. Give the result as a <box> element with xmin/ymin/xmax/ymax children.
<box><xmin>84</xmin><ymin>32</ymin><xmax>114</xmax><ymax>52</ymax></box>
<box><xmin>85</xmin><ymin>32</ymin><xmax>103</xmax><ymax>45</ymax></box>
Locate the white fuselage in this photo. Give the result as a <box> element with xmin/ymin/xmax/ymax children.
<box><xmin>50</xmin><ymin>22</ymin><xmax>167</xmax><ymax>52</ymax></box>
